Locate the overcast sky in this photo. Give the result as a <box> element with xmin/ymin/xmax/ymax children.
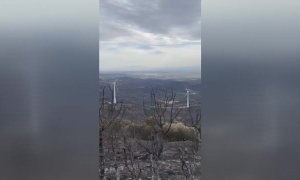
<box><xmin>99</xmin><ymin>0</ymin><xmax>201</xmax><ymax>71</ymax></box>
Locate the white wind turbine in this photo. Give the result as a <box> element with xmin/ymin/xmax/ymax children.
<box><xmin>113</xmin><ymin>81</ymin><xmax>117</xmax><ymax>104</ymax></box>
<box><xmin>185</xmin><ymin>88</ymin><xmax>190</xmax><ymax>108</ymax></box>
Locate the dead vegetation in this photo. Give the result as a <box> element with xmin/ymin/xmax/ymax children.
<box><xmin>99</xmin><ymin>86</ymin><xmax>201</xmax><ymax>180</ymax></box>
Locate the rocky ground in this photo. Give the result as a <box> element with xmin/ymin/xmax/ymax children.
<box><xmin>102</xmin><ymin>141</ymin><xmax>201</xmax><ymax>180</ymax></box>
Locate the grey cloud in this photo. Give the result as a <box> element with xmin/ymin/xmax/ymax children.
<box><xmin>99</xmin><ymin>21</ymin><xmax>132</xmax><ymax>41</ymax></box>
<box><xmin>100</xmin><ymin>0</ymin><xmax>201</xmax><ymax>41</ymax></box>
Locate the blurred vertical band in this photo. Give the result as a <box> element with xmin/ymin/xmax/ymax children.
<box><xmin>0</xmin><ymin>0</ymin><xmax>99</xmax><ymax>180</ymax></box>
<box><xmin>202</xmin><ymin>0</ymin><xmax>300</xmax><ymax>179</ymax></box>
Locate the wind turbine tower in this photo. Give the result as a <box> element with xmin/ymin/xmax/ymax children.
<box><xmin>113</xmin><ymin>81</ymin><xmax>117</xmax><ymax>104</ymax></box>
<box><xmin>186</xmin><ymin>89</ymin><xmax>190</xmax><ymax>108</ymax></box>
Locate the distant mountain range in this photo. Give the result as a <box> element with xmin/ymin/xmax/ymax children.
<box><xmin>100</xmin><ymin>67</ymin><xmax>201</xmax><ymax>81</ymax></box>
<box><xmin>100</xmin><ymin>65</ymin><xmax>201</xmax><ymax>73</ymax></box>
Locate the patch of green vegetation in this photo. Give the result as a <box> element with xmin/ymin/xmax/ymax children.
<box><xmin>122</xmin><ymin>120</ymin><xmax>198</xmax><ymax>142</ymax></box>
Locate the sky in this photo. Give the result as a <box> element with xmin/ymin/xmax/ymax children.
<box><xmin>99</xmin><ymin>0</ymin><xmax>201</xmax><ymax>72</ymax></box>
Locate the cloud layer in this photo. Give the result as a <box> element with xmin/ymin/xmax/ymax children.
<box><xmin>100</xmin><ymin>0</ymin><xmax>201</xmax><ymax>71</ymax></box>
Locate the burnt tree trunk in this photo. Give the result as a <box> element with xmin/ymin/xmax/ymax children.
<box><xmin>99</xmin><ymin>126</ymin><xmax>105</xmax><ymax>179</ymax></box>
